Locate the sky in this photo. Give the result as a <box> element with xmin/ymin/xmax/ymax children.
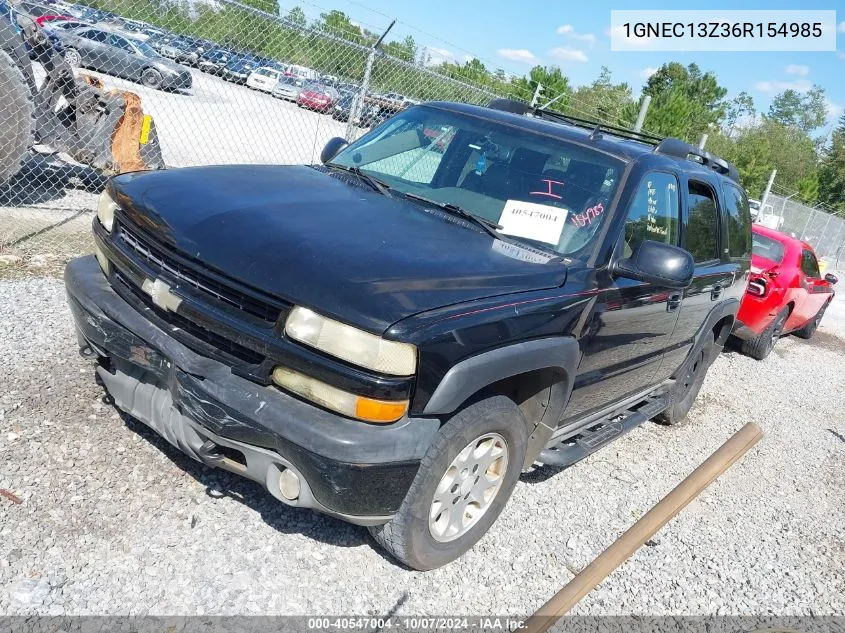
<box><xmin>281</xmin><ymin>0</ymin><xmax>844</xmax><ymax>134</ymax></box>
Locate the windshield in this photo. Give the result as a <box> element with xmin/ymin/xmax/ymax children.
<box><xmin>329</xmin><ymin>105</ymin><xmax>624</xmax><ymax>256</ymax></box>
<box><xmin>752</xmin><ymin>232</ymin><xmax>785</xmax><ymax>264</ymax></box>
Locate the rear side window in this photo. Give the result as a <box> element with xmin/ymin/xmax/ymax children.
<box><xmin>622</xmin><ymin>172</ymin><xmax>680</xmax><ymax>257</ymax></box>
<box><xmin>686</xmin><ymin>181</ymin><xmax>720</xmax><ymax>263</ymax></box>
<box><xmin>724</xmin><ymin>184</ymin><xmax>752</xmax><ymax>260</ymax></box>
<box><xmin>801</xmin><ymin>249</ymin><xmax>820</xmax><ymax>278</ymax></box>
<box><xmin>109</xmin><ymin>34</ymin><xmax>133</xmax><ymax>51</ymax></box>
<box><xmin>81</xmin><ymin>30</ymin><xmax>108</xmax><ymax>43</ymax></box>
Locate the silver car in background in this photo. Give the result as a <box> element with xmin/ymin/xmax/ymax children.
<box><xmin>271</xmin><ymin>74</ymin><xmax>304</xmax><ymax>101</ymax></box>
<box><xmin>55</xmin><ymin>26</ymin><xmax>192</xmax><ymax>90</ymax></box>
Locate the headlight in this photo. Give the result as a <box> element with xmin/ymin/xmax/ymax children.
<box><xmin>272</xmin><ymin>366</ymin><xmax>408</xmax><ymax>423</ymax></box>
<box><xmin>96</xmin><ymin>188</ymin><xmax>118</xmax><ymax>232</ymax></box>
<box><xmin>285</xmin><ymin>306</ymin><xmax>416</xmax><ymax>376</ymax></box>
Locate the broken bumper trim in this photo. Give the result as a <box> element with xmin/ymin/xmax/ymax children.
<box><xmin>65</xmin><ymin>255</ymin><xmax>439</xmax><ymax>523</ymax></box>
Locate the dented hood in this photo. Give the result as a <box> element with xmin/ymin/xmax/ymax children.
<box><xmin>110</xmin><ymin>165</ymin><xmax>567</xmax><ymax>333</ymax></box>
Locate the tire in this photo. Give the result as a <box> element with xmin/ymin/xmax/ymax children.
<box><xmin>740</xmin><ymin>306</ymin><xmax>789</xmax><ymax>360</ymax></box>
<box><xmin>141</xmin><ymin>68</ymin><xmax>163</xmax><ymax>89</ymax></box>
<box><xmin>793</xmin><ymin>301</ymin><xmax>828</xmax><ymax>339</ymax></box>
<box><xmin>0</xmin><ymin>49</ymin><xmax>34</xmax><ymax>182</ymax></box>
<box><xmin>63</xmin><ymin>47</ymin><xmax>81</xmax><ymax>68</ymax></box>
<box><xmin>368</xmin><ymin>395</ymin><xmax>528</xmax><ymax>570</ymax></box>
<box><xmin>656</xmin><ymin>331</ymin><xmax>715</xmax><ymax>426</ymax></box>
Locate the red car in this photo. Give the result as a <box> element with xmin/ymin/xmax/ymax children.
<box><xmin>297</xmin><ymin>82</ymin><xmax>339</xmax><ymax>112</ymax></box>
<box><xmin>34</xmin><ymin>14</ymin><xmax>74</xmax><ymax>26</ymax></box>
<box><xmin>733</xmin><ymin>224</ymin><xmax>837</xmax><ymax>359</ymax></box>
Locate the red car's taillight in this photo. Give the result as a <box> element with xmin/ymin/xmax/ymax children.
<box><xmin>747</xmin><ymin>278</ymin><xmax>767</xmax><ymax>297</ymax></box>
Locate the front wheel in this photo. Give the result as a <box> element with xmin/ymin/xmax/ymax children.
<box><xmin>140</xmin><ymin>68</ymin><xmax>163</xmax><ymax>89</ymax></box>
<box><xmin>368</xmin><ymin>396</ymin><xmax>527</xmax><ymax>570</ymax></box>
<box><xmin>63</xmin><ymin>48</ymin><xmax>81</xmax><ymax>68</ymax></box>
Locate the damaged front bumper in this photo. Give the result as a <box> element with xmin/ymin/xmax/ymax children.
<box><xmin>65</xmin><ymin>256</ymin><xmax>440</xmax><ymax>525</ymax></box>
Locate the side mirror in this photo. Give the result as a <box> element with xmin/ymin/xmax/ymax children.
<box><xmin>320</xmin><ymin>136</ymin><xmax>348</xmax><ymax>165</ymax></box>
<box><xmin>824</xmin><ymin>272</ymin><xmax>838</xmax><ymax>285</ymax></box>
<box><xmin>612</xmin><ymin>240</ymin><xmax>695</xmax><ymax>289</ymax></box>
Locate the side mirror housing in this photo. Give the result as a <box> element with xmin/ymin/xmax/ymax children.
<box><xmin>320</xmin><ymin>136</ymin><xmax>348</xmax><ymax>165</ymax></box>
<box><xmin>612</xmin><ymin>240</ymin><xmax>695</xmax><ymax>289</ymax></box>
<box><xmin>824</xmin><ymin>272</ymin><xmax>838</xmax><ymax>285</ymax></box>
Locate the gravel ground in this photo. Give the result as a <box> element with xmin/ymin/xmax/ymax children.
<box><xmin>1</xmin><ymin>275</ymin><xmax>844</xmax><ymax>617</ymax></box>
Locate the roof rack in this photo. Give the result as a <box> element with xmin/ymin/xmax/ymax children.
<box><xmin>486</xmin><ymin>98</ymin><xmax>740</xmax><ymax>184</ymax></box>
<box><xmin>487</xmin><ymin>98</ymin><xmax>664</xmax><ymax>145</ymax></box>
<box><xmin>653</xmin><ymin>138</ymin><xmax>740</xmax><ymax>183</ymax></box>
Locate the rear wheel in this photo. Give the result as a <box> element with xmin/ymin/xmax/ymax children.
<box><xmin>794</xmin><ymin>301</ymin><xmax>828</xmax><ymax>339</ymax></box>
<box><xmin>740</xmin><ymin>306</ymin><xmax>789</xmax><ymax>360</ymax></box>
<box><xmin>141</xmin><ymin>68</ymin><xmax>163</xmax><ymax>89</ymax></box>
<box><xmin>368</xmin><ymin>395</ymin><xmax>527</xmax><ymax>570</ymax></box>
<box><xmin>656</xmin><ymin>331</ymin><xmax>714</xmax><ymax>426</ymax></box>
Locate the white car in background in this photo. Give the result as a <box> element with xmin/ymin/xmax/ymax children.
<box><xmin>286</xmin><ymin>64</ymin><xmax>318</xmax><ymax>82</ymax></box>
<box><xmin>246</xmin><ymin>66</ymin><xmax>285</xmax><ymax>92</ymax></box>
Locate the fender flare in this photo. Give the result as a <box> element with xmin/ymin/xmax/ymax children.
<box><xmin>675</xmin><ymin>297</ymin><xmax>739</xmax><ymax>374</ymax></box>
<box><xmin>422</xmin><ymin>337</ymin><xmax>581</xmax><ymax>469</ymax></box>
<box><xmin>422</xmin><ymin>336</ymin><xmax>581</xmax><ymax>416</ymax></box>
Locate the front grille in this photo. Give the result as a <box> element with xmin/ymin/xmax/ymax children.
<box><xmin>114</xmin><ymin>271</ymin><xmax>265</xmax><ymax>366</ymax></box>
<box><xmin>119</xmin><ymin>226</ymin><xmax>281</xmax><ymax>323</ymax></box>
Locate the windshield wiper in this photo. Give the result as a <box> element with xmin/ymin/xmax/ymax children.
<box><xmin>330</xmin><ymin>164</ymin><xmax>392</xmax><ymax>197</ymax></box>
<box><xmin>402</xmin><ymin>192</ymin><xmax>503</xmax><ymax>240</ymax></box>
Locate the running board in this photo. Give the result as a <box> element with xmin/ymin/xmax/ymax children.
<box><xmin>538</xmin><ymin>393</ymin><xmax>670</xmax><ymax>468</ymax></box>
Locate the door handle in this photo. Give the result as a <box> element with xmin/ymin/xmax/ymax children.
<box><xmin>667</xmin><ymin>292</ymin><xmax>682</xmax><ymax>312</ymax></box>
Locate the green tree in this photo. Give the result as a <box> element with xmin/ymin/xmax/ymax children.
<box><xmin>383</xmin><ymin>35</ymin><xmax>417</xmax><ymax>63</ymax></box>
<box><xmin>317</xmin><ymin>10</ymin><xmax>364</xmax><ymax>44</ymax></box>
<box><xmin>644</xmin><ymin>90</ymin><xmax>697</xmax><ymax>139</ymax></box>
<box><xmin>239</xmin><ymin>0</ymin><xmax>279</xmax><ymax>15</ymax></box>
<box><xmin>797</xmin><ymin>172</ymin><xmax>820</xmax><ymax>204</ymax></box>
<box><xmin>769</xmin><ymin>86</ymin><xmax>827</xmax><ymax>133</ymax></box>
<box><xmin>510</xmin><ymin>65</ymin><xmax>571</xmax><ymax>109</ymax></box>
<box><xmin>724</xmin><ymin>91</ymin><xmax>756</xmax><ymax>133</ymax></box>
<box><xmin>569</xmin><ymin>66</ymin><xmax>635</xmax><ymax>125</ymax></box>
<box><xmin>284</xmin><ymin>6</ymin><xmax>307</xmax><ymax>28</ymax></box>
<box><xmin>818</xmin><ymin>114</ymin><xmax>845</xmax><ymax>214</ymax></box>
<box><xmin>641</xmin><ymin>62</ymin><xmax>728</xmax><ymax>140</ymax></box>
<box><xmin>708</xmin><ymin>118</ymin><xmax>819</xmax><ymax>198</ymax></box>
<box><xmin>767</xmin><ymin>86</ymin><xmax>827</xmax><ymax>134</ymax></box>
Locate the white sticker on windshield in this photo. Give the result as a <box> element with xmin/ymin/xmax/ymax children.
<box><xmin>498</xmin><ymin>200</ymin><xmax>567</xmax><ymax>245</ymax></box>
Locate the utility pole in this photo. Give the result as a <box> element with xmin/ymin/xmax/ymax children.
<box><xmin>759</xmin><ymin>169</ymin><xmax>777</xmax><ymax>216</ymax></box>
<box><xmin>633</xmin><ymin>95</ymin><xmax>651</xmax><ymax>132</ymax></box>
<box><xmin>346</xmin><ymin>20</ymin><xmax>395</xmax><ymax>140</ymax></box>
<box><xmin>698</xmin><ymin>134</ymin><xmax>708</xmax><ymax>150</ymax></box>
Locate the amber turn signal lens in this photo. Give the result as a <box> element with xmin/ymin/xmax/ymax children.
<box><xmin>272</xmin><ymin>366</ymin><xmax>408</xmax><ymax>424</ymax></box>
<box><xmin>355</xmin><ymin>397</ymin><xmax>409</xmax><ymax>424</ymax></box>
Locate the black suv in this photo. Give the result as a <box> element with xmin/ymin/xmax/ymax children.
<box><xmin>65</xmin><ymin>100</ymin><xmax>751</xmax><ymax>570</ymax></box>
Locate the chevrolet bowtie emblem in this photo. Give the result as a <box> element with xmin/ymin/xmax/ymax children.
<box><xmin>141</xmin><ymin>278</ymin><xmax>182</xmax><ymax>312</ymax></box>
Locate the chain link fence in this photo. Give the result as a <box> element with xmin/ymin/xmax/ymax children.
<box><xmin>0</xmin><ymin>0</ymin><xmax>531</xmax><ymax>270</ymax></box>
<box><xmin>3</xmin><ymin>0</ymin><xmax>844</xmax><ymax>275</ymax></box>
<box><xmin>763</xmin><ymin>194</ymin><xmax>845</xmax><ymax>267</ymax></box>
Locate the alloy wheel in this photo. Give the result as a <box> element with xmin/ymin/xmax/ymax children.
<box><xmin>428</xmin><ymin>433</ymin><xmax>509</xmax><ymax>543</ymax></box>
